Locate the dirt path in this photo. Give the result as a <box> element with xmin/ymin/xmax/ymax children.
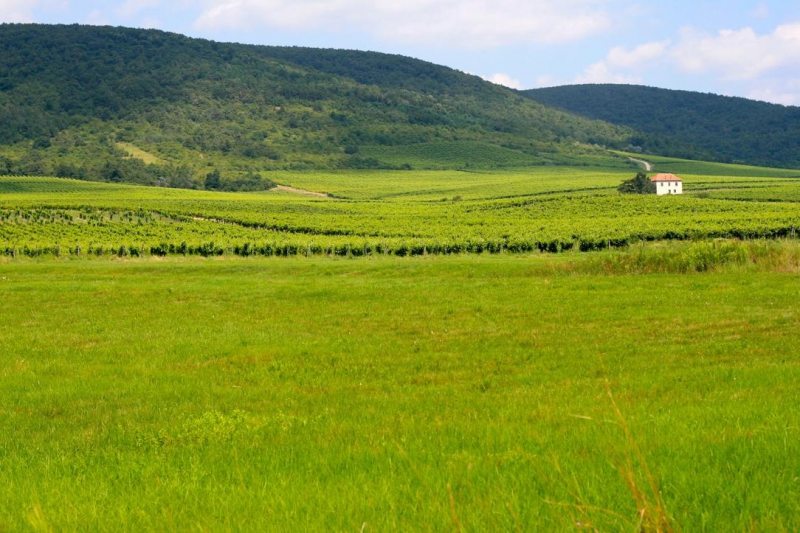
<box><xmin>274</xmin><ymin>185</ymin><xmax>331</xmax><ymax>198</ymax></box>
<box><xmin>629</xmin><ymin>157</ymin><xmax>653</xmax><ymax>172</ymax></box>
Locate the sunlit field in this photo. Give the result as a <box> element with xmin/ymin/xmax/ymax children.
<box><xmin>2</xmin><ymin>159</ymin><xmax>800</xmax><ymax>531</ymax></box>
<box><xmin>2</xmin><ymin>248</ymin><xmax>800</xmax><ymax>531</ymax></box>
<box><xmin>3</xmin><ymin>159</ymin><xmax>800</xmax><ymax>259</ymax></box>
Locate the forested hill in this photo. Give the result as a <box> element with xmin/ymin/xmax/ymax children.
<box><xmin>0</xmin><ymin>24</ymin><xmax>632</xmax><ymax>190</ymax></box>
<box><xmin>523</xmin><ymin>84</ymin><xmax>800</xmax><ymax>169</ymax></box>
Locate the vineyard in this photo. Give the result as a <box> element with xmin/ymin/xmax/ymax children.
<box><xmin>2</xmin><ymin>162</ymin><xmax>800</xmax><ymax>259</ymax></box>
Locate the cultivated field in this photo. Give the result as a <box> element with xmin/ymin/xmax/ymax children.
<box><xmin>1</xmin><ymin>161</ymin><xmax>800</xmax><ymax>531</ymax></box>
<box><xmin>2</xmin><ymin>161</ymin><xmax>800</xmax><ymax>259</ymax></box>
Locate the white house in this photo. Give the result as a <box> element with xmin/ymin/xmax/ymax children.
<box><xmin>651</xmin><ymin>173</ymin><xmax>683</xmax><ymax>195</ymax></box>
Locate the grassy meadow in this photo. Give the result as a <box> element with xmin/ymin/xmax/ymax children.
<box><xmin>1</xmin><ymin>248</ymin><xmax>800</xmax><ymax>531</ymax></box>
<box><xmin>2</xmin><ymin>158</ymin><xmax>800</xmax><ymax>531</ymax></box>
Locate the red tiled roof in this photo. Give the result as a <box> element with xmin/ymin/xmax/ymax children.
<box><xmin>650</xmin><ymin>173</ymin><xmax>683</xmax><ymax>182</ymax></box>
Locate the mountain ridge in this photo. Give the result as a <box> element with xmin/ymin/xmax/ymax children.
<box><xmin>523</xmin><ymin>83</ymin><xmax>800</xmax><ymax>169</ymax></box>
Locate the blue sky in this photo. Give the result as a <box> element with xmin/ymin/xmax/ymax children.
<box><xmin>4</xmin><ymin>0</ymin><xmax>800</xmax><ymax>105</ymax></box>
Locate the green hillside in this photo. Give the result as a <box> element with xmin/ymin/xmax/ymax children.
<box><xmin>0</xmin><ymin>24</ymin><xmax>634</xmax><ymax>189</ymax></box>
<box><xmin>524</xmin><ymin>84</ymin><xmax>800</xmax><ymax>169</ymax></box>
<box><xmin>357</xmin><ymin>141</ymin><xmax>541</xmax><ymax>169</ymax></box>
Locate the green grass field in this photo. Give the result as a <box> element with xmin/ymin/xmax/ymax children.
<box><xmin>2</xmin><ymin>158</ymin><xmax>800</xmax><ymax>531</ymax></box>
<box><xmin>1</xmin><ymin>248</ymin><xmax>799</xmax><ymax>531</ymax></box>
<box><xmin>625</xmin><ymin>153</ymin><xmax>800</xmax><ymax>178</ymax></box>
<box><xmin>116</xmin><ymin>142</ymin><xmax>165</xmax><ymax>165</ymax></box>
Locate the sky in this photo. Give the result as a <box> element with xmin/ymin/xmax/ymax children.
<box><xmin>3</xmin><ymin>0</ymin><xmax>800</xmax><ymax>105</ymax></box>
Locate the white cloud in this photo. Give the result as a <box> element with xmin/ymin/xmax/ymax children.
<box><xmin>606</xmin><ymin>40</ymin><xmax>670</xmax><ymax>69</ymax></box>
<box><xmin>140</xmin><ymin>17</ymin><xmax>163</xmax><ymax>29</ymax></box>
<box><xmin>573</xmin><ymin>40</ymin><xmax>666</xmax><ymax>85</ymax></box>
<box><xmin>193</xmin><ymin>0</ymin><xmax>615</xmax><ymax>48</ymax></box>
<box><xmin>535</xmin><ymin>74</ymin><xmax>557</xmax><ymax>88</ymax></box>
<box><xmin>484</xmin><ymin>73</ymin><xmax>522</xmax><ymax>89</ymax></box>
<box><xmin>575</xmin><ymin>22</ymin><xmax>800</xmax><ymax>93</ymax></box>
<box><xmin>0</xmin><ymin>0</ymin><xmax>40</xmax><ymax>22</ymax></box>
<box><xmin>671</xmin><ymin>23</ymin><xmax>800</xmax><ymax>80</ymax></box>
<box><xmin>118</xmin><ymin>0</ymin><xmax>161</xmax><ymax>18</ymax></box>
<box><xmin>751</xmin><ymin>3</ymin><xmax>769</xmax><ymax>19</ymax></box>
<box><xmin>748</xmin><ymin>78</ymin><xmax>800</xmax><ymax>106</ymax></box>
<box><xmin>85</xmin><ymin>10</ymin><xmax>111</xmax><ymax>26</ymax></box>
<box><xmin>575</xmin><ymin>61</ymin><xmax>641</xmax><ymax>84</ymax></box>
<box><xmin>748</xmin><ymin>87</ymin><xmax>798</xmax><ymax>106</ymax></box>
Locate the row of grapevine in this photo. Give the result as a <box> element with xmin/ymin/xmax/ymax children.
<box><xmin>3</xmin><ymin>228</ymin><xmax>799</xmax><ymax>259</ymax></box>
<box><xmin>2</xmin><ymin>174</ymin><xmax>799</xmax><ymax>259</ymax></box>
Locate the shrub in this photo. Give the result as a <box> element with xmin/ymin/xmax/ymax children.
<box><xmin>618</xmin><ymin>172</ymin><xmax>656</xmax><ymax>194</ymax></box>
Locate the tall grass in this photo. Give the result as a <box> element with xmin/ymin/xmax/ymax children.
<box><xmin>605</xmin><ymin>380</ymin><xmax>676</xmax><ymax>533</ymax></box>
<box><xmin>573</xmin><ymin>240</ymin><xmax>800</xmax><ymax>275</ymax></box>
<box><xmin>1</xmin><ymin>256</ymin><xmax>799</xmax><ymax>530</ymax></box>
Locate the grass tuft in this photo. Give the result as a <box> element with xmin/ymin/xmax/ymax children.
<box><xmin>606</xmin><ymin>380</ymin><xmax>676</xmax><ymax>533</ymax></box>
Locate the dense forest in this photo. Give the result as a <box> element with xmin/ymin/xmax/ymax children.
<box><xmin>0</xmin><ymin>24</ymin><xmax>633</xmax><ymax>190</ymax></box>
<box><xmin>524</xmin><ymin>84</ymin><xmax>800</xmax><ymax>169</ymax></box>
